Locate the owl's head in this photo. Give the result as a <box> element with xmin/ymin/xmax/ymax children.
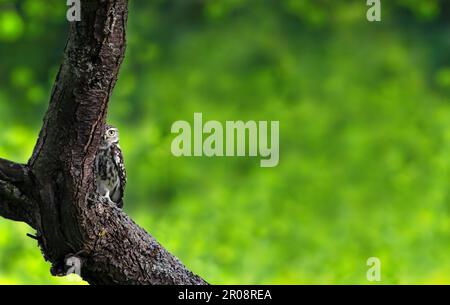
<box><xmin>102</xmin><ymin>124</ymin><xmax>120</xmax><ymax>147</ymax></box>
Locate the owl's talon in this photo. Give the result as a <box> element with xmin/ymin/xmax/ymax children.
<box><xmin>98</xmin><ymin>195</ymin><xmax>114</xmax><ymax>206</ymax></box>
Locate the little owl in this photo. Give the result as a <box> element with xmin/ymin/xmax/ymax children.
<box><xmin>95</xmin><ymin>124</ymin><xmax>126</xmax><ymax>208</ymax></box>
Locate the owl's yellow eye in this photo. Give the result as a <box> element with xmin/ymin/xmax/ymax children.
<box><xmin>108</xmin><ymin>130</ymin><xmax>115</xmax><ymax>136</ymax></box>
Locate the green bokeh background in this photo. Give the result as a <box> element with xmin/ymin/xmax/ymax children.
<box><xmin>1</xmin><ymin>0</ymin><xmax>450</xmax><ymax>284</ymax></box>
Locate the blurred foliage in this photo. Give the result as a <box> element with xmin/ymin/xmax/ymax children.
<box><xmin>1</xmin><ymin>0</ymin><xmax>450</xmax><ymax>284</ymax></box>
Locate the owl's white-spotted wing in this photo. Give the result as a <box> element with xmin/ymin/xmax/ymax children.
<box><xmin>112</xmin><ymin>144</ymin><xmax>126</xmax><ymax>206</ymax></box>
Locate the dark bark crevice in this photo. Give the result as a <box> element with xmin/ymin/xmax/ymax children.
<box><xmin>0</xmin><ymin>0</ymin><xmax>207</xmax><ymax>285</ymax></box>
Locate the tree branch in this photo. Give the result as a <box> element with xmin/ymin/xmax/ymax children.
<box><xmin>0</xmin><ymin>158</ymin><xmax>37</xmax><ymax>228</ymax></box>
<box><xmin>0</xmin><ymin>0</ymin><xmax>208</xmax><ymax>285</ymax></box>
<box><xmin>0</xmin><ymin>158</ymin><xmax>27</xmax><ymax>184</ymax></box>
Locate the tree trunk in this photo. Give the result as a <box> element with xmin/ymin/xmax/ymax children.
<box><xmin>0</xmin><ymin>0</ymin><xmax>207</xmax><ymax>285</ymax></box>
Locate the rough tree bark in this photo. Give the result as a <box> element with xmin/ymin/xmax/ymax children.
<box><xmin>0</xmin><ymin>0</ymin><xmax>207</xmax><ymax>285</ymax></box>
